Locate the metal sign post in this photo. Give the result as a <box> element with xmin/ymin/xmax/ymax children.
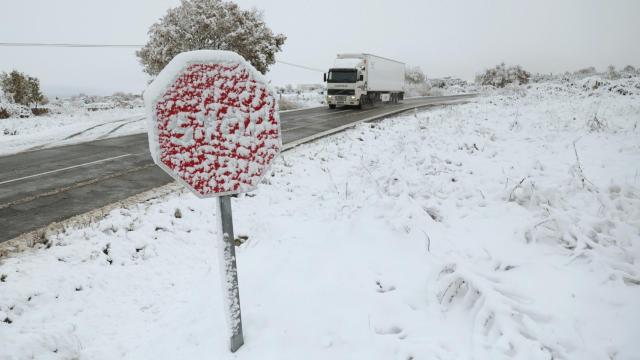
<box><xmin>144</xmin><ymin>50</ymin><xmax>282</xmax><ymax>353</ymax></box>
<box><xmin>216</xmin><ymin>195</ymin><xmax>244</xmax><ymax>352</ymax></box>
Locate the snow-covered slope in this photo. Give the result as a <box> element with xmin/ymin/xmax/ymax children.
<box><xmin>1</xmin><ymin>79</ymin><xmax>639</xmax><ymax>359</ymax></box>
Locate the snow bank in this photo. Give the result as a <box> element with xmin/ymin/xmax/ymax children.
<box><xmin>1</xmin><ymin>79</ymin><xmax>639</xmax><ymax>359</ymax></box>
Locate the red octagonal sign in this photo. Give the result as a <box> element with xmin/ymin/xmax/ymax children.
<box><xmin>145</xmin><ymin>50</ymin><xmax>281</xmax><ymax>197</ymax></box>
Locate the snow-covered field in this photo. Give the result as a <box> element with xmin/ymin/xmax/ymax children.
<box><xmin>278</xmin><ymin>90</ymin><xmax>324</xmax><ymax>110</ymax></box>
<box><xmin>1</xmin><ymin>78</ymin><xmax>639</xmax><ymax>359</ymax></box>
<box><xmin>0</xmin><ymin>108</ymin><xmax>146</xmax><ymax>156</ymax></box>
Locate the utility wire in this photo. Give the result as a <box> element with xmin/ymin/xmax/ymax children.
<box><xmin>0</xmin><ymin>42</ymin><xmax>141</xmax><ymax>48</ymax></box>
<box><xmin>271</xmin><ymin>60</ymin><xmax>323</xmax><ymax>73</ymax></box>
<box><xmin>0</xmin><ymin>42</ymin><xmax>324</xmax><ymax>72</ymax></box>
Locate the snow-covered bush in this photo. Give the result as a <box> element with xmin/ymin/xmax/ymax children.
<box><xmin>405</xmin><ymin>82</ymin><xmax>432</xmax><ymax>97</ymax></box>
<box><xmin>581</xmin><ymin>77</ymin><xmax>609</xmax><ymax>91</ymax></box>
<box><xmin>577</xmin><ymin>76</ymin><xmax>640</xmax><ymax>96</ymax></box>
<box><xmin>574</xmin><ymin>66</ymin><xmax>597</xmax><ymax>77</ymax></box>
<box><xmin>277</xmin><ymin>96</ymin><xmax>297</xmax><ymax>110</ymax></box>
<box><xmin>0</xmin><ymin>107</ymin><xmax>9</xmax><ymax>119</ymax></box>
<box><xmin>275</xmin><ymin>84</ymin><xmax>295</xmax><ymax>94</ymax></box>
<box><xmin>531</xmin><ymin>65</ymin><xmax>640</xmax><ymax>85</ymax></box>
<box><xmin>606</xmin><ymin>65</ymin><xmax>620</xmax><ymax>80</ymax></box>
<box><xmin>53</xmin><ymin>93</ymin><xmax>143</xmax><ymax>112</ymax></box>
<box><xmin>276</xmin><ymin>91</ymin><xmax>324</xmax><ymax>109</ymax></box>
<box><xmin>30</xmin><ymin>108</ymin><xmax>49</xmax><ymax>116</ymax></box>
<box><xmin>0</xmin><ymin>70</ymin><xmax>46</xmax><ymax>108</ymax></box>
<box><xmin>405</xmin><ymin>77</ymin><xmax>476</xmax><ymax>97</ymax></box>
<box><xmin>0</xmin><ymin>89</ymin><xmax>9</xmax><ymax>119</ymax></box>
<box><xmin>137</xmin><ymin>0</ymin><xmax>286</xmax><ymax>76</ymax></box>
<box><xmin>405</xmin><ymin>66</ymin><xmax>426</xmax><ymax>84</ymax></box>
<box><xmin>109</xmin><ymin>92</ymin><xmax>143</xmax><ymax>109</ymax></box>
<box><xmin>0</xmin><ymin>88</ymin><xmax>34</xmax><ymax>119</ymax></box>
<box><xmin>476</xmin><ymin>63</ymin><xmax>531</xmax><ymax>87</ymax></box>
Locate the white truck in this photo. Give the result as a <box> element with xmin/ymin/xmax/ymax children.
<box><xmin>324</xmin><ymin>53</ymin><xmax>405</xmax><ymax>109</ymax></box>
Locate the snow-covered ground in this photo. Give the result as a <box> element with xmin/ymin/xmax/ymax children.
<box><xmin>0</xmin><ymin>108</ymin><xmax>146</xmax><ymax>156</ymax></box>
<box><xmin>1</xmin><ymin>78</ymin><xmax>639</xmax><ymax>359</ymax></box>
<box><xmin>277</xmin><ymin>90</ymin><xmax>324</xmax><ymax>110</ymax></box>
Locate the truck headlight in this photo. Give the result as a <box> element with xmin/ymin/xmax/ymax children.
<box><xmin>350</xmin><ymin>96</ymin><xmax>355</xmax><ymax>99</ymax></box>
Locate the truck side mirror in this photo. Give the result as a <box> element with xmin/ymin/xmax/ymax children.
<box><xmin>323</xmin><ymin>73</ymin><xmax>326</xmax><ymax>82</ymax></box>
<box><xmin>359</xmin><ymin>75</ymin><xmax>364</xmax><ymax>81</ymax></box>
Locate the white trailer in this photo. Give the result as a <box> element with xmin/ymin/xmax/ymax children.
<box><xmin>324</xmin><ymin>53</ymin><xmax>405</xmax><ymax>109</ymax></box>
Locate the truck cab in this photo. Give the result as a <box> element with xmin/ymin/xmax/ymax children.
<box><xmin>325</xmin><ymin>60</ymin><xmax>365</xmax><ymax>108</ymax></box>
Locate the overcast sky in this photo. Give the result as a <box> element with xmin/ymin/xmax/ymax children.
<box><xmin>1</xmin><ymin>0</ymin><xmax>638</xmax><ymax>96</ymax></box>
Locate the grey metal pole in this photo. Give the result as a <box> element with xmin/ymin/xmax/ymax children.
<box><xmin>217</xmin><ymin>195</ymin><xmax>244</xmax><ymax>352</ymax></box>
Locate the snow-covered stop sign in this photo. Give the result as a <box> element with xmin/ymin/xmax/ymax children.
<box><xmin>145</xmin><ymin>50</ymin><xmax>281</xmax><ymax>197</ymax></box>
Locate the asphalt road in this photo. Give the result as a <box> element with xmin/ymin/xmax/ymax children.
<box><xmin>0</xmin><ymin>94</ymin><xmax>475</xmax><ymax>243</ymax></box>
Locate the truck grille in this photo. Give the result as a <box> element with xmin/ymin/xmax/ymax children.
<box><xmin>328</xmin><ymin>89</ymin><xmax>355</xmax><ymax>95</ymax></box>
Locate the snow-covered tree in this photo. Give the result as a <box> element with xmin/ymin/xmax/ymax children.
<box><xmin>475</xmin><ymin>63</ymin><xmax>531</xmax><ymax>87</ymax></box>
<box><xmin>574</xmin><ymin>66</ymin><xmax>597</xmax><ymax>76</ymax></box>
<box><xmin>606</xmin><ymin>65</ymin><xmax>619</xmax><ymax>79</ymax></box>
<box><xmin>27</xmin><ymin>76</ymin><xmax>46</xmax><ymax>108</ymax></box>
<box><xmin>137</xmin><ymin>0</ymin><xmax>286</xmax><ymax>76</ymax></box>
<box><xmin>0</xmin><ymin>70</ymin><xmax>45</xmax><ymax>107</ymax></box>
<box><xmin>405</xmin><ymin>66</ymin><xmax>426</xmax><ymax>84</ymax></box>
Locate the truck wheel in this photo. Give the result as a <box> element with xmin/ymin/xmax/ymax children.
<box><xmin>329</xmin><ymin>104</ymin><xmax>336</xmax><ymax>109</ymax></box>
<box><xmin>358</xmin><ymin>95</ymin><xmax>366</xmax><ymax>110</ymax></box>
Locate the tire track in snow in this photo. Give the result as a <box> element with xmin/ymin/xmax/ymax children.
<box><xmin>96</xmin><ymin>117</ymin><xmax>145</xmax><ymax>140</ymax></box>
<box><xmin>26</xmin><ymin>115</ymin><xmax>145</xmax><ymax>151</ymax></box>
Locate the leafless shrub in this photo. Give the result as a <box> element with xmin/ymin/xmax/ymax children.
<box><xmin>586</xmin><ymin>114</ymin><xmax>607</xmax><ymax>132</ymax></box>
<box><xmin>476</xmin><ymin>63</ymin><xmax>530</xmax><ymax>87</ymax></box>
<box><xmin>405</xmin><ymin>66</ymin><xmax>426</xmax><ymax>84</ymax></box>
<box><xmin>277</xmin><ymin>97</ymin><xmax>299</xmax><ymax>111</ymax></box>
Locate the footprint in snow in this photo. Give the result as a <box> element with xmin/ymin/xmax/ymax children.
<box><xmin>375</xmin><ymin>280</ymin><xmax>396</xmax><ymax>293</ymax></box>
<box><xmin>374</xmin><ymin>325</ymin><xmax>404</xmax><ymax>337</ymax></box>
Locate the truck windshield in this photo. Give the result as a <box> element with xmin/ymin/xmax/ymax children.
<box><xmin>327</xmin><ymin>69</ymin><xmax>357</xmax><ymax>83</ymax></box>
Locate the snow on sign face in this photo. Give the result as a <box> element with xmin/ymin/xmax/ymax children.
<box><xmin>145</xmin><ymin>50</ymin><xmax>281</xmax><ymax>197</ymax></box>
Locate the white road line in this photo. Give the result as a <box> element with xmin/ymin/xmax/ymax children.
<box><xmin>0</xmin><ymin>153</ymin><xmax>135</xmax><ymax>186</ymax></box>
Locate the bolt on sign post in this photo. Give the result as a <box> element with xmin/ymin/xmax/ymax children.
<box><xmin>144</xmin><ymin>50</ymin><xmax>282</xmax><ymax>352</ymax></box>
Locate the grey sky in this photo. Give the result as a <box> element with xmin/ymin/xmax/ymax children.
<box><xmin>1</xmin><ymin>0</ymin><xmax>638</xmax><ymax>96</ymax></box>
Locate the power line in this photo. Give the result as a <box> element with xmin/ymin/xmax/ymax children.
<box><xmin>0</xmin><ymin>42</ymin><xmax>324</xmax><ymax>72</ymax></box>
<box><xmin>271</xmin><ymin>60</ymin><xmax>323</xmax><ymax>73</ymax></box>
<box><xmin>0</xmin><ymin>42</ymin><xmax>142</xmax><ymax>48</ymax></box>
